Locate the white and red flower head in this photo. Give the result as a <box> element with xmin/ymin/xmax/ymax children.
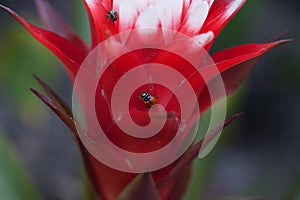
<box><xmin>1</xmin><ymin>0</ymin><xmax>289</xmax><ymax>199</ymax></box>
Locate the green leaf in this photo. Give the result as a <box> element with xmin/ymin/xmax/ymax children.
<box><xmin>117</xmin><ymin>173</ymin><xmax>160</xmax><ymax>200</ymax></box>
<box><xmin>0</xmin><ymin>130</ymin><xmax>40</xmax><ymax>200</ymax></box>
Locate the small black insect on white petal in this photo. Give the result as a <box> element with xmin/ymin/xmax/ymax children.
<box><xmin>107</xmin><ymin>10</ymin><xmax>118</xmax><ymax>22</ymax></box>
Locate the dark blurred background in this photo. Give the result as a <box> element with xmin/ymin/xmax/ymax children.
<box><xmin>0</xmin><ymin>0</ymin><xmax>299</xmax><ymax>200</ymax></box>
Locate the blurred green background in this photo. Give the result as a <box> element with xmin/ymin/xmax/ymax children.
<box><xmin>0</xmin><ymin>0</ymin><xmax>299</xmax><ymax>199</ymax></box>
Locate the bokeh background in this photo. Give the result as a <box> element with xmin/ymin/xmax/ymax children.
<box><xmin>0</xmin><ymin>0</ymin><xmax>299</xmax><ymax>199</ymax></box>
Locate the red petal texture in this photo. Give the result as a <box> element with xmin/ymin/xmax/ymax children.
<box><xmin>34</xmin><ymin>0</ymin><xmax>89</xmax><ymax>53</ymax></box>
<box><xmin>83</xmin><ymin>0</ymin><xmax>118</xmax><ymax>47</ymax></box>
<box><xmin>0</xmin><ymin>5</ymin><xmax>86</xmax><ymax>79</ymax></box>
<box><xmin>81</xmin><ymin>147</ymin><xmax>136</xmax><ymax>200</ymax></box>
<box><xmin>31</xmin><ymin>75</ymin><xmax>240</xmax><ymax>200</ymax></box>
<box><xmin>158</xmin><ymin>165</ymin><xmax>192</xmax><ymax>200</ymax></box>
<box><xmin>92</xmin><ymin>49</ymin><xmax>190</xmax><ymax>153</ymax></box>
<box><xmin>201</xmin><ymin>0</ymin><xmax>247</xmax><ymax>49</ymax></box>
<box><xmin>78</xmin><ymin>133</ymin><xmax>189</xmax><ymax>200</ymax></box>
<box><xmin>157</xmin><ymin>113</ymin><xmax>243</xmax><ymax>190</ymax></box>
<box><xmin>197</xmin><ymin>40</ymin><xmax>290</xmax><ymax>112</ymax></box>
<box><xmin>80</xmin><ymin>141</ymin><xmax>190</xmax><ymax>200</ymax></box>
<box><xmin>2</xmin><ymin>0</ymin><xmax>291</xmax><ymax>199</ymax></box>
<box><xmin>212</xmin><ymin>40</ymin><xmax>290</xmax><ymax>65</ymax></box>
<box><xmin>30</xmin><ymin>77</ymin><xmax>135</xmax><ymax>199</ymax></box>
<box><xmin>32</xmin><ymin>76</ymin><xmax>188</xmax><ymax>200</ymax></box>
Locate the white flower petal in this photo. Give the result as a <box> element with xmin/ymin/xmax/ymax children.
<box><xmin>180</xmin><ymin>0</ymin><xmax>210</xmax><ymax>35</ymax></box>
<box><xmin>113</xmin><ymin>0</ymin><xmax>138</xmax><ymax>32</ymax></box>
<box><xmin>224</xmin><ymin>0</ymin><xmax>245</xmax><ymax>18</ymax></box>
<box><xmin>134</xmin><ymin>7</ymin><xmax>160</xmax><ymax>45</ymax></box>
<box><xmin>154</xmin><ymin>0</ymin><xmax>183</xmax><ymax>30</ymax></box>
<box><xmin>135</xmin><ymin>7</ymin><xmax>160</xmax><ymax>28</ymax></box>
<box><xmin>130</xmin><ymin>0</ymin><xmax>160</xmax><ymax>13</ymax></box>
<box><xmin>207</xmin><ymin>0</ymin><xmax>215</xmax><ymax>7</ymax></box>
<box><xmin>192</xmin><ymin>31</ymin><xmax>214</xmax><ymax>46</ymax></box>
<box><xmin>132</xmin><ymin>0</ymin><xmax>150</xmax><ymax>12</ymax></box>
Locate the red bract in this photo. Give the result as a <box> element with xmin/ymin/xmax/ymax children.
<box><xmin>1</xmin><ymin>0</ymin><xmax>289</xmax><ymax>199</ymax></box>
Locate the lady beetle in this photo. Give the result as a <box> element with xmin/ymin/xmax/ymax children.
<box><xmin>107</xmin><ymin>10</ymin><xmax>118</xmax><ymax>22</ymax></box>
<box><xmin>140</xmin><ymin>91</ymin><xmax>158</xmax><ymax>108</ymax></box>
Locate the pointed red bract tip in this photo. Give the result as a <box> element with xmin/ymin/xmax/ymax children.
<box><xmin>0</xmin><ymin>4</ymin><xmax>85</xmax><ymax>78</ymax></box>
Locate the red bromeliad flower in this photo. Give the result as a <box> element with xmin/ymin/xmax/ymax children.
<box><xmin>1</xmin><ymin>0</ymin><xmax>288</xmax><ymax>199</ymax></box>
